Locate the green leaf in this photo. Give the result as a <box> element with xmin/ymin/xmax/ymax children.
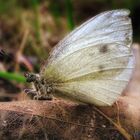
<box><xmin>65</xmin><ymin>0</ymin><xmax>75</xmax><ymax>30</ymax></box>
<box><xmin>0</xmin><ymin>71</ymin><xmax>26</xmax><ymax>83</ymax></box>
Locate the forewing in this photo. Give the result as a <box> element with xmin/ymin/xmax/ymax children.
<box><xmin>41</xmin><ymin>10</ymin><xmax>134</xmax><ymax>106</ymax></box>
<box><xmin>46</xmin><ymin>9</ymin><xmax>132</xmax><ymax>64</ymax></box>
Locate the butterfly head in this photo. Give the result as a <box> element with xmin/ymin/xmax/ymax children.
<box><xmin>24</xmin><ymin>72</ymin><xmax>53</xmax><ymax>100</ymax></box>
<box><xmin>24</xmin><ymin>72</ymin><xmax>39</xmax><ymax>83</ymax></box>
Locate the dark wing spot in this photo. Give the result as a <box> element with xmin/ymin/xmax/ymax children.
<box><xmin>99</xmin><ymin>45</ymin><xmax>108</xmax><ymax>53</ymax></box>
<box><xmin>126</xmin><ymin>37</ymin><xmax>131</xmax><ymax>45</ymax></box>
<box><xmin>125</xmin><ymin>17</ymin><xmax>129</xmax><ymax>21</ymax></box>
<box><xmin>125</xmin><ymin>33</ymin><xmax>131</xmax><ymax>45</ymax></box>
<box><xmin>98</xmin><ymin>65</ymin><xmax>104</xmax><ymax>73</ymax></box>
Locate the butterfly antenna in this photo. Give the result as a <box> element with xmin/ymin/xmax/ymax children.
<box><xmin>0</xmin><ymin>49</ymin><xmax>14</xmax><ymax>62</ymax></box>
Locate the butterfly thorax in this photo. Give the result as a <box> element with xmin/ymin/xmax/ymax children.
<box><xmin>24</xmin><ymin>73</ymin><xmax>53</xmax><ymax>100</ymax></box>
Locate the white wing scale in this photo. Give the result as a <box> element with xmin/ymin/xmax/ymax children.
<box><xmin>41</xmin><ymin>9</ymin><xmax>134</xmax><ymax>106</ymax></box>
<box><xmin>47</xmin><ymin>9</ymin><xmax>132</xmax><ymax>62</ymax></box>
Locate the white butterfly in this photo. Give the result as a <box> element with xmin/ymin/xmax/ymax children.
<box><xmin>25</xmin><ymin>9</ymin><xmax>134</xmax><ymax>106</ymax></box>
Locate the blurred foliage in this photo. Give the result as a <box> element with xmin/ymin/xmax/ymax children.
<box><xmin>0</xmin><ymin>0</ymin><xmax>140</xmax><ymax>83</ymax></box>
<box><xmin>0</xmin><ymin>71</ymin><xmax>26</xmax><ymax>83</ymax></box>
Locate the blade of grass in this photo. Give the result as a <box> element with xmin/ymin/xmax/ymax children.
<box><xmin>0</xmin><ymin>0</ymin><xmax>17</xmax><ymax>14</ymax></box>
<box><xmin>0</xmin><ymin>71</ymin><xmax>26</xmax><ymax>83</ymax></box>
<box><xmin>48</xmin><ymin>0</ymin><xmax>61</xmax><ymax>26</ymax></box>
<box><xmin>30</xmin><ymin>0</ymin><xmax>41</xmax><ymax>43</ymax></box>
<box><xmin>65</xmin><ymin>0</ymin><xmax>74</xmax><ymax>30</ymax></box>
<box><xmin>93</xmin><ymin>106</ymin><xmax>132</xmax><ymax>140</ymax></box>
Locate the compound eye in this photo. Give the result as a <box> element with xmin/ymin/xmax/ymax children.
<box><xmin>24</xmin><ymin>73</ymin><xmax>34</xmax><ymax>82</ymax></box>
<box><xmin>24</xmin><ymin>72</ymin><xmax>29</xmax><ymax>78</ymax></box>
<box><xmin>30</xmin><ymin>75</ymin><xmax>33</xmax><ymax>79</ymax></box>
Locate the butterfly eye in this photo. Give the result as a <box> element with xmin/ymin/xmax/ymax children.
<box><xmin>24</xmin><ymin>73</ymin><xmax>34</xmax><ymax>83</ymax></box>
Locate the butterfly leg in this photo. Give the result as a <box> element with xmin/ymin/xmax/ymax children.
<box><xmin>36</xmin><ymin>79</ymin><xmax>53</xmax><ymax>100</ymax></box>
<box><xmin>44</xmin><ymin>93</ymin><xmax>53</xmax><ymax>100</ymax></box>
<box><xmin>44</xmin><ymin>85</ymin><xmax>53</xmax><ymax>100</ymax></box>
<box><xmin>24</xmin><ymin>88</ymin><xmax>40</xmax><ymax>100</ymax></box>
<box><xmin>38</xmin><ymin>85</ymin><xmax>53</xmax><ymax>100</ymax></box>
<box><xmin>24</xmin><ymin>88</ymin><xmax>37</xmax><ymax>95</ymax></box>
<box><xmin>32</xmin><ymin>83</ymin><xmax>53</xmax><ymax>100</ymax></box>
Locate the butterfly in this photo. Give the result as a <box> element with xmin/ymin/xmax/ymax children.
<box><xmin>25</xmin><ymin>9</ymin><xmax>134</xmax><ymax>106</ymax></box>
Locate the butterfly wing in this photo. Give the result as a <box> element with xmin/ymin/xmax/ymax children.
<box><xmin>47</xmin><ymin>9</ymin><xmax>132</xmax><ymax>63</ymax></box>
<box><xmin>41</xmin><ymin>9</ymin><xmax>134</xmax><ymax>106</ymax></box>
